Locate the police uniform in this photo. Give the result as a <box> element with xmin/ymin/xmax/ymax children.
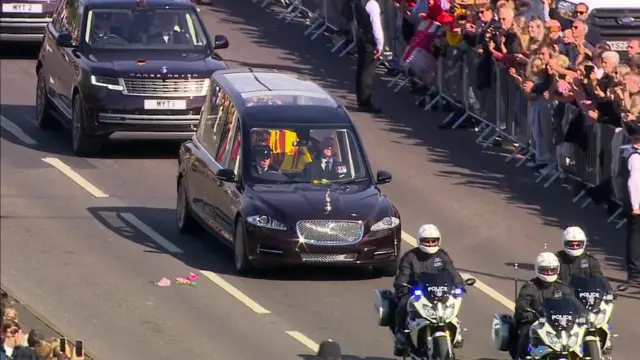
<box><xmin>555</xmin><ymin>251</ymin><xmax>610</xmax><ymax>291</ymax></box>
<box><xmin>513</xmin><ymin>278</ymin><xmax>584</xmax><ymax>358</ymax></box>
<box><xmin>618</xmin><ymin>142</ymin><xmax>640</xmax><ymax>285</ymax></box>
<box><xmin>392</xmin><ymin>248</ymin><xmax>464</xmax><ymax>334</ymax></box>
<box><xmin>352</xmin><ymin>0</ymin><xmax>384</xmax><ymax>112</ymax></box>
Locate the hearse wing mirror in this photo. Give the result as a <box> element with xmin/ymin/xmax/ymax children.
<box><xmin>376</xmin><ymin>170</ymin><xmax>392</xmax><ymax>185</ymax></box>
<box><xmin>215</xmin><ymin>168</ymin><xmax>236</xmax><ymax>182</ymax></box>
<box><xmin>213</xmin><ymin>35</ymin><xmax>229</xmax><ymax>50</ymax></box>
<box><xmin>55</xmin><ymin>32</ymin><xmax>75</xmax><ymax>48</ymax></box>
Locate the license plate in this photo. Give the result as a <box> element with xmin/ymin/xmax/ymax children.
<box><xmin>607</xmin><ymin>41</ymin><xmax>628</xmax><ymax>51</ymax></box>
<box><xmin>143</xmin><ymin>99</ymin><xmax>187</xmax><ymax>110</ymax></box>
<box><xmin>2</xmin><ymin>3</ymin><xmax>42</xmax><ymax>13</ymax></box>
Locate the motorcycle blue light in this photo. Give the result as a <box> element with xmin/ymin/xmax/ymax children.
<box><xmin>452</xmin><ymin>288</ymin><xmax>463</xmax><ymax>296</ymax></box>
<box><xmin>413</xmin><ymin>289</ymin><xmax>423</xmax><ymax>296</ymax></box>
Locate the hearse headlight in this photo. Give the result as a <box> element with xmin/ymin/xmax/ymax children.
<box><xmin>371</xmin><ymin>217</ymin><xmax>400</xmax><ymax>231</ymax></box>
<box><xmin>247</xmin><ymin>215</ymin><xmax>287</xmax><ymax>230</ymax></box>
<box><xmin>90</xmin><ymin>75</ymin><xmax>123</xmax><ymax>91</ymax></box>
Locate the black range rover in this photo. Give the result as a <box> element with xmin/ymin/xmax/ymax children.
<box><xmin>35</xmin><ymin>0</ymin><xmax>229</xmax><ymax>155</ymax></box>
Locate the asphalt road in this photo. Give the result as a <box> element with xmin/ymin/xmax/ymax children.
<box><xmin>0</xmin><ymin>1</ymin><xmax>637</xmax><ymax>359</ymax></box>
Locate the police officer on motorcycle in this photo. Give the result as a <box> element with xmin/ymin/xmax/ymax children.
<box><xmin>556</xmin><ymin>226</ymin><xmax>612</xmax><ymax>291</ymax></box>
<box><xmin>512</xmin><ymin>252</ymin><xmax>585</xmax><ymax>359</ymax></box>
<box><xmin>392</xmin><ymin>224</ymin><xmax>465</xmax><ymax>356</ymax></box>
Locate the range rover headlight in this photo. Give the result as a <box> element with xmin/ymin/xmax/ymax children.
<box><xmin>247</xmin><ymin>215</ymin><xmax>287</xmax><ymax>230</ymax></box>
<box><xmin>90</xmin><ymin>75</ymin><xmax>123</xmax><ymax>91</ymax></box>
<box><xmin>371</xmin><ymin>217</ymin><xmax>400</xmax><ymax>231</ymax></box>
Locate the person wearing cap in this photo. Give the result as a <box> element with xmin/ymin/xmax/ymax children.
<box><xmin>392</xmin><ymin>224</ymin><xmax>465</xmax><ymax>356</ymax></box>
<box><xmin>91</xmin><ymin>12</ymin><xmax>117</xmax><ymax>42</ymax></box>
<box><xmin>302</xmin><ymin>137</ymin><xmax>347</xmax><ymax>182</ymax></box>
<box><xmin>251</xmin><ymin>145</ymin><xmax>280</xmax><ymax>176</ymax></box>
<box><xmin>148</xmin><ymin>12</ymin><xmax>190</xmax><ymax>45</ymax></box>
<box><xmin>316</xmin><ymin>340</ymin><xmax>341</xmax><ymax>359</ymax></box>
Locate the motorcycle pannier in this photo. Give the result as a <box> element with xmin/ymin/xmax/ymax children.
<box><xmin>491</xmin><ymin>314</ymin><xmax>515</xmax><ymax>351</ymax></box>
<box><xmin>374</xmin><ymin>289</ymin><xmax>396</xmax><ymax>327</ymax></box>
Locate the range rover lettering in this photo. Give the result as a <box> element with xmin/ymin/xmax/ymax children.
<box><xmin>177</xmin><ymin>68</ymin><xmax>401</xmax><ymax>276</ymax></box>
<box><xmin>35</xmin><ymin>0</ymin><xmax>229</xmax><ymax>155</ymax></box>
<box><xmin>1</xmin><ymin>0</ymin><xmax>56</xmax><ymax>43</ymax></box>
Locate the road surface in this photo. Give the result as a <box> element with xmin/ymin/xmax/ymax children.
<box><xmin>1</xmin><ymin>1</ymin><xmax>636</xmax><ymax>359</ymax></box>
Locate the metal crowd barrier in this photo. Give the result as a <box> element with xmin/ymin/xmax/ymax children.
<box><xmin>251</xmin><ymin>0</ymin><xmax>627</xmax><ymax>229</ymax></box>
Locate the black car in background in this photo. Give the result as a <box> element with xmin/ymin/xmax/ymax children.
<box><xmin>177</xmin><ymin>68</ymin><xmax>401</xmax><ymax>276</ymax></box>
<box><xmin>35</xmin><ymin>0</ymin><xmax>229</xmax><ymax>155</ymax></box>
<box><xmin>1</xmin><ymin>0</ymin><xmax>56</xmax><ymax>43</ymax></box>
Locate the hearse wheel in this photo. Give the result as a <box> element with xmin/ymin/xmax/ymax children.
<box><xmin>35</xmin><ymin>68</ymin><xmax>58</xmax><ymax>130</ymax></box>
<box><xmin>177</xmin><ymin>177</ymin><xmax>201</xmax><ymax>234</ymax></box>
<box><xmin>71</xmin><ymin>95</ymin><xmax>102</xmax><ymax>156</ymax></box>
<box><xmin>234</xmin><ymin>221</ymin><xmax>255</xmax><ymax>275</ymax></box>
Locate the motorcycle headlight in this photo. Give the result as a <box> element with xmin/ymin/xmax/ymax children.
<box><xmin>443</xmin><ymin>304</ymin><xmax>456</xmax><ymax>322</ymax></box>
<box><xmin>567</xmin><ymin>333</ymin><xmax>580</xmax><ymax>349</ymax></box>
<box><xmin>594</xmin><ymin>310</ymin><xmax>607</xmax><ymax>327</ymax></box>
<box><xmin>545</xmin><ymin>331</ymin><xmax>563</xmax><ymax>351</ymax></box>
<box><xmin>370</xmin><ymin>217</ymin><xmax>400</xmax><ymax>231</ymax></box>
<box><xmin>422</xmin><ymin>304</ymin><xmax>437</xmax><ymax>319</ymax></box>
<box><xmin>247</xmin><ymin>215</ymin><xmax>287</xmax><ymax>230</ymax></box>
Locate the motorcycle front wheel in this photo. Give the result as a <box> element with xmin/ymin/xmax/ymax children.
<box><xmin>584</xmin><ymin>340</ymin><xmax>602</xmax><ymax>360</ymax></box>
<box><xmin>432</xmin><ymin>336</ymin><xmax>452</xmax><ymax>360</ymax></box>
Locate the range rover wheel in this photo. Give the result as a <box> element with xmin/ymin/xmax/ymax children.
<box><xmin>35</xmin><ymin>68</ymin><xmax>58</xmax><ymax>130</ymax></box>
<box><xmin>177</xmin><ymin>177</ymin><xmax>201</xmax><ymax>234</ymax></box>
<box><xmin>234</xmin><ymin>221</ymin><xmax>254</xmax><ymax>275</ymax></box>
<box><xmin>71</xmin><ymin>95</ymin><xmax>102</xmax><ymax>156</ymax></box>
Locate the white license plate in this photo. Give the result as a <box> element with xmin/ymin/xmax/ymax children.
<box><xmin>607</xmin><ymin>41</ymin><xmax>628</xmax><ymax>51</ymax></box>
<box><xmin>143</xmin><ymin>99</ymin><xmax>187</xmax><ymax>110</ymax></box>
<box><xmin>2</xmin><ymin>3</ymin><xmax>42</xmax><ymax>13</ymax></box>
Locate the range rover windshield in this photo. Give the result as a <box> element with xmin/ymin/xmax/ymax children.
<box><xmin>83</xmin><ymin>8</ymin><xmax>209</xmax><ymax>52</ymax></box>
<box><xmin>244</xmin><ymin>127</ymin><xmax>371</xmax><ymax>185</ymax></box>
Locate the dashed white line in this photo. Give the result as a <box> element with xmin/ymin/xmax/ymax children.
<box><xmin>41</xmin><ymin>157</ymin><xmax>109</xmax><ymax>198</ymax></box>
<box><xmin>401</xmin><ymin>230</ymin><xmax>515</xmax><ymax>310</ymax></box>
<box><xmin>285</xmin><ymin>330</ymin><xmax>319</xmax><ymax>352</ymax></box>
<box><xmin>121</xmin><ymin>212</ymin><xmax>183</xmax><ymax>253</ymax></box>
<box><xmin>199</xmin><ymin>270</ymin><xmax>271</xmax><ymax>314</ymax></box>
<box><xmin>1</xmin><ymin>115</ymin><xmax>37</xmax><ymax>145</ymax></box>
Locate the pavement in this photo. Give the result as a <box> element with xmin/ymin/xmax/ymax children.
<box><xmin>0</xmin><ymin>0</ymin><xmax>638</xmax><ymax>359</ymax></box>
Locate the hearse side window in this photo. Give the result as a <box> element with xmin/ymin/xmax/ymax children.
<box><xmin>225</xmin><ymin>123</ymin><xmax>242</xmax><ymax>177</ymax></box>
<box><xmin>196</xmin><ymin>85</ymin><xmax>212</xmax><ymax>143</ymax></box>
<box><xmin>200</xmin><ymin>90</ymin><xmax>229</xmax><ymax>155</ymax></box>
<box><xmin>214</xmin><ymin>104</ymin><xmax>239</xmax><ymax>165</ymax></box>
<box><xmin>209</xmin><ymin>82</ymin><xmax>222</xmax><ymax>117</ymax></box>
<box><xmin>51</xmin><ymin>0</ymin><xmax>69</xmax><ymax>33</ymax></box>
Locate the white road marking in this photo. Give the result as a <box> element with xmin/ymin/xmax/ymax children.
<box><xmin>121</xmin><ymin>213</ymin><xmax>183</xmax><ymax>253</ymax></box>
<box><xmin>41</xmin><ymin>157</ymin><xmax>109</xmax><ymax>198</ymax></box>
<box><xmin>285</xmin><ymin>330</ymin><xmax>319</xmax><ymax>352</ymax></box>
<box><xmin>199</xmin><ymin>270</ymin><xmax>271</xmax><ymax>314</ymax></box>
<box><xmin>401</xmin><ymin>230</ymin><xmax>516</xmax><ymax>310</ymax></box>
<box><xmin>1</xmin><ymin>115</ymin><xmax>37</xmax><ymax>145</ymax></box>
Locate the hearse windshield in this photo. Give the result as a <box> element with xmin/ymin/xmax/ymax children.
<box><xmin>245</xmin><ymin>127</ymin><xmax>370</xmax><ymax>185</ymax></box>
<box><xmin>84</xmin><ymin>8</ymin><xmax>209</xmax><ymax>52</ymax></box>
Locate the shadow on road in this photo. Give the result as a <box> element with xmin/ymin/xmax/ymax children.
<box><xmin>0</xmin><ymin>44</ymin><xmax>40</xmax><ymax>60</ymax></box>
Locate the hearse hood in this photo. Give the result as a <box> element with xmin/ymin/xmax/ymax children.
<box><xmin>87</xmin><ymin>52</ymin><xmax>227</xmax><ymax>78</ymax></box>
<box><xmin>247</xmin><ymin>184</ymin><xmax>394</xmax><ymax>223</ymax></box>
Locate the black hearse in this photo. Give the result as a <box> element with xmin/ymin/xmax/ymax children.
<box><xmin>177</xmin><ymin>68</ymin><xmax>402</xmax><ymax>276</ymax></box>
<box><xmin>35</xmin><ymin>0</ymin><xmax>229</xmax><ymax>155</ymax></box>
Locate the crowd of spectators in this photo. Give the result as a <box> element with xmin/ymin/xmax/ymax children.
<box><xmin>1</xmin><ymin>291</ymin><xmax>85</xmax><ymax>360</ymax></box>
<box><xmin>385</xmin><ymin>0</ymin><xmax>639</xmax><ymax>209</ymax></box>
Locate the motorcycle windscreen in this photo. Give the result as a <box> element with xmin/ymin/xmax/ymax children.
<box><xmin>570</xmin><ymin>276</ymin><xmax>607</xmax><ymax>310</ymax></box>
<box><xmin>542</xmin><ymin>297</ymin><xmax>582</xmax><ymax>332</ymax></box>
<box><xmin>415</xmin><ymin>271</ymin><xmax>457</xmax><ymax>302</ymax></box>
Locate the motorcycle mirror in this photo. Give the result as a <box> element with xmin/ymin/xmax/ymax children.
<box><xmin>616</xmin><ymin>284</ymin><xmax>629</xmax><ymax>292</ymax></box>
<box><xmin>464</xmin><ymin>278</ymin><xmax>477</xmax><ymax>286</ymax></box>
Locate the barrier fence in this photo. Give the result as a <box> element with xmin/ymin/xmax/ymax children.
<box><xmin>254</xmin><ymin>0</ymin><xmax>629</xmax><ymax>229</ymax></box>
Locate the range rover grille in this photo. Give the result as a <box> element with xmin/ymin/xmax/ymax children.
<box><xmin>300</xmin><ymin>253</ymin><xmax>358</xmax><ymax>262</ymax></box>
<box><xmin>296</xmin><ymin>220</ymin><xmax>364</xmax><ymax>245</ymax></box>
<box><xmin>122</xmin><ymin>78</ymin><xmax>207</xmax><ymax>97</ymax></box>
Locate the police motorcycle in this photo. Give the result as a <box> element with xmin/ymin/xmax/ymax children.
<box><xmin>493</xmin><ymin>295</ymin><xmax>594</xmax><ymax>360</ymax></box>
<box><xmin>374</xmin><ymin>270</ymin><xmax>476</xmax><ymax>360</ymax></box>
<box><xmin>570</xmin><ymin>276</ymin><xmax>624</xmax><ymax>359</ymax></box>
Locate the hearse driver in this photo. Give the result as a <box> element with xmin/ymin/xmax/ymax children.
<box><xmin>251</xmin><ymin>145</ymin><xmax>280</xmax><ymax>176</ymax></box>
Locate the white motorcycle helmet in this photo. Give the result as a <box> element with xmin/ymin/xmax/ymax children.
<box><xmin>417</xmin><ymin>224</ymin><xmax>441</xmax><ymax>254</ymax></box>
<box><xmin>535</xmin><ymin>252</ymin><xmax>560</xmax><ymax>283</ymax></box>
<box><xmin>562</xmin><ymin>226</ymin><xmax>587</xmax><ymax>257</ymax></box>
